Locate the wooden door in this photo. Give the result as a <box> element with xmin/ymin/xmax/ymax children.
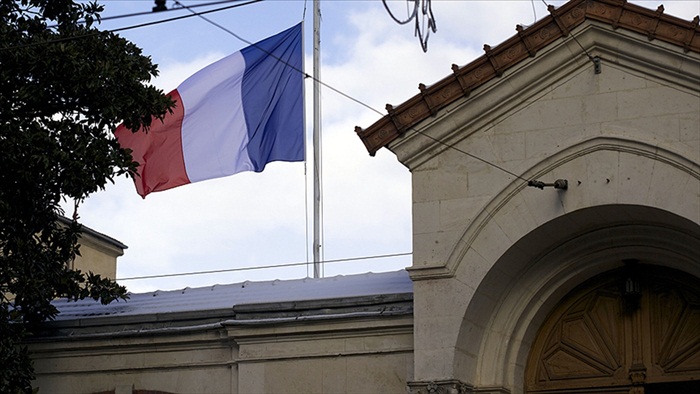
<box><xmin>525</xmin><ymin>266</ymin><xmax>700</xmax><ymax>394</ymax></box>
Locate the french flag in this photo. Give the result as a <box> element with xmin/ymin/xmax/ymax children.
<box><xmin>115</xmin><ymin>23</ymin><xmax>304</xmax><ymax>198</ymax></box>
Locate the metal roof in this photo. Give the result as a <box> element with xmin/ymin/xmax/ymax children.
<box><xmin>51</xmin><ymin>270</ymin><xmax>413</xmax><ymax>323</ymax></box>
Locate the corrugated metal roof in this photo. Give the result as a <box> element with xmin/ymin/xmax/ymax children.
<box><xmin>51</xmin><ymin>270</ymin><xmax>413</xmax><ymax>321</ymax></box>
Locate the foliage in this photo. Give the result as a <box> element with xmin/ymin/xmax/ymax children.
<box><xmin>0</xmin><ymin>1</ymin><xmax>173</xmax><ymax>391</ymax></box>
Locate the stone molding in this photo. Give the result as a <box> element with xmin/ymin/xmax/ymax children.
<box><xmin>407</xmin><ymin>381</ymin><xmax>512</xmax><ymax>394</ymax></box>
<box><xmin>406</xmin><ymin>137</ymin><xmax>700</xmax><ymax>281</ymax></box>
<box><xmin>407</xmin><ymin>380</ymin><xmax>473</xmax><ymax>394</ymax></box>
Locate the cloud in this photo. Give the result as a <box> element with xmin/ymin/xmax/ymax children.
<box><xmin>153</xmin><ymin>53</ymin><xmax>227</xmax><ymax>92</ymax></box>
<box><xmin>67</xmin><ymin>0</ymin><xmax>698</xmax><ymax>293</ymax></box>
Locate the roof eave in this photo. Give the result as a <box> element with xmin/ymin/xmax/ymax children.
<box><xmin>355</xmin><ymin>0</ymin><xmax>700</xmax><ymax>156</ymax></box>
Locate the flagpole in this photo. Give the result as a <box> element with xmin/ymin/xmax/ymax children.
<box><xmin>312</xmin><ymin>0</ymin><xmax>323</xmax><ymax>278</ymax></box>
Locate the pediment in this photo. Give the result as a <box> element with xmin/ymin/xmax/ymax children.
<box><xmin>356</xmin><ymin>0</ymin><xmax>700</xmax><ymax>166</ymax></box>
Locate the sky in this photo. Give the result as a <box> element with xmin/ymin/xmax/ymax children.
<box><xmin>67</xmin><ymin>0</ymin><xmax>700</xmax><ymax>293</ymax></box>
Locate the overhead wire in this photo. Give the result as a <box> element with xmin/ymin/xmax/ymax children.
<box><xmin>381</xmin><ymin>0</ymin><xmax>436</xmax><ymax>52</ymax></box>
<box><xmin>0</xmin><ymin>0</ymin><xmax>263</xmax><ymax>51</ymax></box>
<box><xmin>173</xmin><ymin>0</ymin><xmax>254</xmax><ymax>48</ymax></box>
<box><xmin>117</xmin><ymin>252</ymin><xmax>413</xmax><ymax>282</ymax></box>
<box><xmin>3</xmin><ymin>0</ymin><xmax>581</xmax><ymax>187</ymax></box>
<box><xmin>540</xmin><ymin>0</ymin><xmax>596</xmax><ymax>64</ymax></box>
<box><xmin>57</xmin><ymin>0</ymin><xmax>248</xmax><ymax>25</ymax></box>
<box><xmin>404</xmin><ymin>127</ymin><xmax>529</xmax><ymax>182</ymax></box>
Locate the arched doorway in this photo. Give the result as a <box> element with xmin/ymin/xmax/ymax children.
<box><xmin>525</xmin><ymin>265</ymin><xmax>700</xmax><ymax>393</ymax></box>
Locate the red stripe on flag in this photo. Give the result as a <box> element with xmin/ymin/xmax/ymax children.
<box><xmin>115</xmin><ymin>90</ymin><xmax>190</xmax><ymax>198</ymax></box>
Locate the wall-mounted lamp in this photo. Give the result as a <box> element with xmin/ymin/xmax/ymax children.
<box><xmin>625</xmin><ymin>276</ymin><xmax>641</xmax><ymax>297</ymax></box>
<box><xmin>622</xmin><ymin>259</ymin><xmax>642</xmax><ymax>313</ymax></box>
<box><xmin>527</xmin><ymin>179</ymin><xmax>568</xmax><ymax>190</ymax></box>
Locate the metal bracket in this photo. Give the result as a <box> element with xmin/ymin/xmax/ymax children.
<box><xmin>528</xmin><ymin>179</ymin><xmax>568</xmax><ymax>190</ymax></box>
<box><xmin>593</xmin><ymin>56</ymin><xmax>601</xmax><ymax>74</ymax></box>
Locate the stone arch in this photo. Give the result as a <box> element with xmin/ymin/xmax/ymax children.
<box><xmin>411</xmin><ymin>136</ymin><xmax>699</xmax><ymax>390</ymax></box>
<box><xmin>457</xmin><ymin>205</ymin><xmax>700</xmax><ymax>393</ymax></box>
<box><xmin>445</xmin><ymin>135</ymin><xmax>699</xmax><ymax>278</ymax></box>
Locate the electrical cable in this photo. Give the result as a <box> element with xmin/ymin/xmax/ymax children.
<box><xmin>381</xmin><ymin>0</ymin><xmax>436</xmax><ymax>52</ymax></box>
<box><xmin>173</xmin><ymin>0</ymin><xmax>254</xmax><ymax>48</ymax></box>
<box><xmin>407</xmin><ymin>128</ymin><xmax>528</xmax><ymax>182</ymax></box>
<box><xmin>540</xmin><ymin>0</ymin><xmax>596</xmax><ymax>64</ymax></box>
<box><xmin>0</xmin><ymin>0</ymin><xmax>263</xmax><ymax>51</ymax></box>
<box><xmin>53</xmin><ymin>0</ymin><xmax>246</xmax><ymax>25</ymax></box>
<box><xmin>116</xmin><ymin>251</ymin><xmax>413</xmax><ymax>281</ymax></box>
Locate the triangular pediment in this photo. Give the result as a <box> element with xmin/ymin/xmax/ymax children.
<box><xmin>356</xmin><ymin>0</ymin><xmax>699</xmax><ymax>160</ymax></box>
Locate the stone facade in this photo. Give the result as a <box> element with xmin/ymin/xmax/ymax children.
<box><xmin>378</xmin><ymin>3</ymin><xmax>700</xmax><ymax>393</ymax></box>
<box><xmin>29</xmin><ymin>273</ymin><xmax>414</xmax><ymax>393</ymax></box>
<box><xmin>70</xmin><ymin>219</ymin><xmax>126</xmax><ymax>279</ymax></box>
<box><xmin>31</xmin><ymin>312</ymin><xmax>414</xmax><ymax>393</ymax></box>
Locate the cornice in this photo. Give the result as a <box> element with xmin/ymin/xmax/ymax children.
<box><xmin>355</xmin><ymin>0</ymin><xmax>700</xmax><ymax>156</ymax></box>
<box><xmin>58</xmin><ymin>215</ymin><xmax>128</xmax><ymax>253</ymax></box>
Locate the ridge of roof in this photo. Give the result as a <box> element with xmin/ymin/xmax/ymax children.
<box><xmin>57</xmin><ymin>215</ymin><xmax>128</xmax><ymax>250</ymax></box>
<box><xmin>355</xmin><ymin>0</ymin><xmax>700</xmax><ymax>156</ymax></box>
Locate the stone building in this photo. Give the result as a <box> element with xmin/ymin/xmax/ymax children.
<box><xmin>31</xmin><ymin>270</ymin><xmax>414</xmax><ymax>393</ymax></box>
<box><xmin>357</xmin><ymin>0</ymin><xmax>700</xmax><ymax>392</ymax></box>
<box><xmin>30</xmin><ymin>0</ymin><xmax>699</xmax><ymax>392</ymax></box>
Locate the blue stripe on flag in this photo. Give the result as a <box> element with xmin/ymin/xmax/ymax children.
<box><xmin>241</xmin><ymin>23</ymin><xmax>304</xmax><ymax>172</ymax></box>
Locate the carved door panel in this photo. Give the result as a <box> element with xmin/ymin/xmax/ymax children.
<box><xmin>525</xmin><ymin>266</ymin><xmax>700</xmax><ymax>394</ymax></box>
